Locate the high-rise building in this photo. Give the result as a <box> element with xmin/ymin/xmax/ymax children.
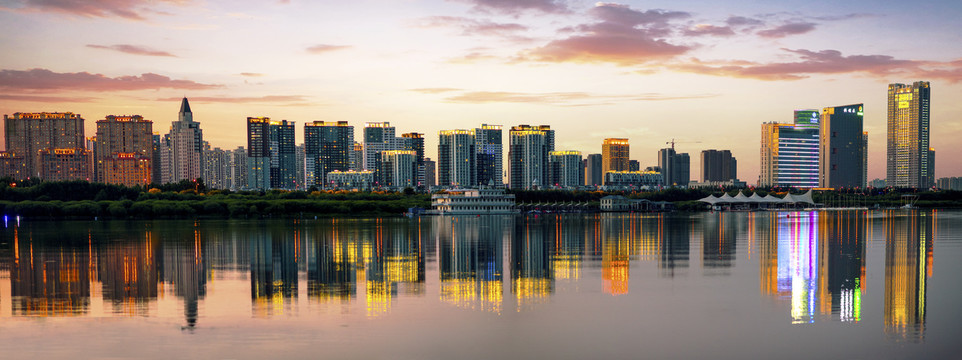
<box><xmin>936</xmin><ymin>177</ymin><xmax>962</xmax><ymax>190</ymax></box>
<box><xmin>295</xmin><ymin>144</ymin><xmax>306</xmax><ymax>189</ymax></box>
<box><xmin>363</xmin><ymin>122</ymin><xmax>397</xmax><ymax>172</ymax></box>
<box><xmin>475</xmin><ymin>124</ymin><xmax>503</xmax><ymax>187</ymax></box>
<box><xmin>161</xmin><ymin>98</ymin><xmax>204</xmax><ymax>184</ymax></box>
<box><xmin>38</xmin><ymin>148</ymin><xmax>91</xmax><ymax>181</ymax></box>
<box><xmin>602</xmin><ymin>138</ymin><xmax>629</xmax><ymax>176</ymax></box>
<box><xmin>230</xmin><ymin>146</ymin><xmax>247</xmax><ymax>190</ymax></box>
<box><xmin>820</xmin><ymin>104</ymin><xmax>866</xmax><ymax>188</ymax></box>
<box><xmin>380</xmin><ymin>150</ymin><xmax>417</xmax><ymax>189</ymax></box>
<box><xmin>424</xmin><ymin>157</ymin><xmax>436</xmax><ymax>187</ymax></box>
<box><xmin>304</xmin><ymin>121</ymin><xmax>354</xmax><ymax>188</ymax></box>
<box><xmin>508</xmin><ymin>125</ymin><xmax>553</xmax><ymax>189</ymax></box>
<box><xmin>151</xmin><ymin>134</ymin><xmax>162</xmax><ymax>184</ymax></box>
<box><xmin>701</xmin><ymin>150</ymin><xmax>737</xmax><ymax>182</ymax></box>
<box><xmin>438</xmin><ymin>130</ymin><xmax>476</xmax><ymax>188</ymax></box>
<box><xmin>628</xmin><ymin>160</ymin><xmax>640</xmax><ymax>172</ymax></box>
<box><xmin>3</xmin><ymin>112</ymin><xmax>86</xmax><ymax>180</ymax></box>
<box><xmin>887</xmin><ymin>81</ymin><xmax>933</xmax><ymax>188</ymax></box>
<box><xmin>94</xmin><ymin>115</ymin><xmax>153</xmax><ymax>186</ymax></box>
<box><xmin>549</xmin><ymin>151</ymin><xmax>583</xmax><ymax>189</ymax></box>
<box><xmin>203</xmin><ymin>144</ymin><xmax>230</xmax><ymax>190</ymax></box>
<box><xmin>246</xmin><ymin>117</ymin><xmax>295</xmax><ymax>190</ymax></box>
<box><xmin>401</xmin><ymin>132</ymin><xmax>425</xmax><ymax>187</ymax></box>
<box><xmin>351</xmin><ymin>142</ymin><xmax>363</xmax><ymax>171</ymax></box>
<box><xmin>658</xmin><ymin>148</ymin><xmax>690</xmax><ymax>187</ymax></box>
<box><xmin>585</xmin><ymin>153</ymin><xmax>602</xmax><ymax>187</ymax></box>
<box><xmin>759</xmin><ymin>111</ymin><xmax>820</xmax><ymax>188</ymax></box>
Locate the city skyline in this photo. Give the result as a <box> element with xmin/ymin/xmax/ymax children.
<box><xmin>1</xmin><ymin>1</ymin><xmax>961</xmax><ymax>183</ymax></box>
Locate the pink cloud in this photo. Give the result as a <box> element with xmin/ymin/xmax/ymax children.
<box><xmin>86</xmin><ymin>44</ymin><xmax>177</xmax><ymax>57</ymax></box>
<box><xmin>0</xmin><ymin>68</ymin><xmax>219</xmax><ymax>91</ymax></box>
<box><xmin>672</xmin><ymin>49</ymin><xmax>922</xmax><ymax>80</ymax></box>
<box><xmin>452</xmin><ymin>0</ymin><xmax>569</xmax><ymax>15</ymax></box>
<box><xmin>417</xmin><ymin>16</ymin><xmax>528</xmax><ymax>39</ymax></box>
<box><xmin>519</xmin><ymin>4</ymin><xmax>692</xmax><ymax>65</ymax></box>
<box><xmin>0</xmin><ymin>94</ymin><xmax>97</xmax><ymax>102</ymax></box>
<box><xmin>158</xmin><ymin>95</ymin><xmax>309</xmax><ymax>104</ymax></box>
<box><xmin>4</xmin><ymin>0</ymin><xmax>190</xmax><ymax>20</ymax></box>
<box><xmin>306</xmin><ymin>44</ymin><xmax>352</xmax><ymax>54</ymax></box>
<box><xmin>683</xmin><ymin>24</ymin><xmax>735</xmax><ymax>37</ymax></box>
<box><xmin>757</xmin><ymin>22</ymin><xmax>817</xmax><ymax>38</ymax></box>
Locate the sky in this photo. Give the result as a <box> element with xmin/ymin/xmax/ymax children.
<box><xmin>1</xmin><ymin>0</ymin><xmax>961</xmax><ymax>183</ymax></box>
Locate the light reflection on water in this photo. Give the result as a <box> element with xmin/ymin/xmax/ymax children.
<box><xmin>0</xmin><ymin>210</ymin><xmax>957</xmax><ymax>358</ymax></box>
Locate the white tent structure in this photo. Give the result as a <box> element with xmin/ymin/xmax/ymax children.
<box><xmin>697</xmin><ymin>189</ymin><xmax>816</xmax><ymax>209</ymax></box>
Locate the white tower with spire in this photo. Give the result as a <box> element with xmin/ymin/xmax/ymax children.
<box><xmin>161</xmin><ymin>97</ymin><xmax>204</xmax><ymax>184</ymax></box>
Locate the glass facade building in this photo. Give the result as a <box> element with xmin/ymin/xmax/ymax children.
<box><xmin>760</xmin><ymin>110</ymin><xmax>820</xmax><ymax>188</ymax></box>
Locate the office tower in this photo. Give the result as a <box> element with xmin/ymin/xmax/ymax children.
<box><xmin>628</xmin><ymin>160</ymin><xmax>640</xmax><ymax>172</ymax></box>
<box><xmin>438</xmin><ymin>130</ymin><xmax>477</xmax><ymax>188</ymax></box>
<box><xmin>700</xmin><ymin>150</ymin><xmax>737</xmax><ymax>182</ymax></box>
<box><xmin>94</xmin><ymin>115</ymin><xmax>153</xmax><ymax>186</ymax></box>
<box><xmin>658</xmin><ymin>148</ymin><xmax>691</xmax><ymax>187</ymax></box>
<box><xmin>862</xmin><ymin>133</ymin><xmax>869</xmax><ymax>188</ymax></box>
<box><xmin>151</xmin><ymin>134</ymin><xmax>162</xmax><ymax>184</ymax></box>
<box><xmin>162</xmin><ymin>97</ymin><xmax>204</xmax><ymax>184</ymax></box>
<box><xmin>475</xmin><ymin>124</ymin><xmax>503</xmax><ymax>187</ymax></box>
<box><xmin>401</xmin><ymin>132</ymin><xmax>425</xmax><ymax>187</ymax></box>
<box><xmin>585</xmin><ymin>153</ymin><xmax>602</xmax><ymax>186</ymax></box>
<box><xmin>363</xmin><ymin>122</ymin><xmax>397</xmax><ymax>171</ymax></box>
<box><xmin>380</xmin><ymin>150</ymin><xmax>417</xmax><ymax>189</ymax></box>
<box><xmin>508</xmin><ymin>125</ymin><xmax>553</xmax><ymax>189</ymax></box>
<box><xmin>304</xmin><ymin>121</ymin><xmax>354</xmax><ymax>187</ymax></box>
<box><xmin>820</xmin><ymin>104</ymin><xmax>866</xmax><ymax>188</ymax></box>
<box><xmin>602</xmin><ymin>138</ymin><xmax>629</xmax><ymax>175</ymax></box>
<box><xmin>351</xmin><ymin>142</ymin><xmax>363</xmax><ymax>171</ymax></box>
<box><xmin>271</xmin><ymin>120</ymin><xmax>297</xmax><ymax>189</ymax></box>
<box><xmin>549</xmin><ymin>151</ymin><xmax>583</xmax><ymax>189</ymax></box>
<box><xmin>231</xmin><ymin>146</ymin><xmax>247</xmax><ymax>190</ymax></box>
<box><xmin>424</xmin><ymin>157</ymin><xmax>436</xmax><ymax>187</ymax></box>
<box><xmin>203</xmin><ymin>144</ymin><xmax>229</xmax><ymax>189</ymax></box>
<box><xmin>887</xmin><ymin>81</ymin><xmax>933</xmax><ymax>188</ymax></box>
<box><xmin>3</xmin><ymin>112</ymin><xmax>86</xmax><ymax>180</ymax></box>
<box><xmin>759</xmin><ymin>110</ymin><xmax>820</xmax><ymax>188</ymax></box>
<box><xmin>38</xmin><ymin>148</ymin><xmax>91</xmax><ymax>181</ymax></box>
<box><xmin>247</xmin><ymin>117</ymin><xmax>272</xmax><ymax>189</ymax></box>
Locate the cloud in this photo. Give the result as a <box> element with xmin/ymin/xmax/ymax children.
<box><xmin>683</xmin><ymin>24</ymin><xmax>735</xmax><ymax>37</ymax></box>
<box><xmin>416</xmin><ymin>16</ymin><xmax>529</xmax><ymax>40</ymax></box>
<box><xmin>0</xmin><ymin>94</ymin><xmax>97</xmax><ymax>103</ymax></box>
<box><xmin>671</xmin><ymin>49</ymin><xmax>921</xmax><ymax>80</ymax></box>
<box><xmin>452</xmin><ymin>0</ymin><xmax>569</xmax><ymax>15</ymax></box>
<box><xmin>0</xmin><ymin>68</ymin><xmax>219</xmax><ymax>92</ymax></box>
<box><xmin>419</xmin><ymin>89</ymin><xmax>716</xmax><ymax>106</ymax></box>
<box><xmin>86</xmin><ymin>44</ymin><xmax>177</xmax><ymax>57</ymax></box>
<box><xmin>519</xmin><ymin>3</ymin><xmax>692</xmax><ymax>65</ymax></box>
<box><xmin>3</xmin><ymin>0</ymin><xmax>190</xmax><ymax>21</ymax></box>
<box><xmin>239</xmin><ymin>73</ymin><xmax>264</xmax><ymax>77</ymax></box>
<box><xmin>305</xmin><ymin>44</ymin><xmax>352</xmax><ymax>54</ymax></box>
<box><xmin>757</xmin><ymin>22</ymin><xmax>817</xmax><ymax>38</ymax></box>
<box><xmin>158</xmin><ymin>95</ymin><xmax>309</xmax><ymax>103</ymax></box>
<box><xmin>445</xmin><ymin>51</ymin><xmax>502</xmax><ymax>64</ymax></box>
<box><xmin>725</xmin><ymin>16</ymin><xmax>764</xmax><ymax>27</ymax></box>
<box><xmin>409</xmin><ymin>88</ymin><xmax>462</xmax><ymax>94</ymax></box>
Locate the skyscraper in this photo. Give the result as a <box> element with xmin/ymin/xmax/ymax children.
<box><xmin>202</xmin><ymin>144</ymin><xmax>229</xmax><ymax>190</ymax></box>
<box><xmin>701</xmin><ymin>150</ymin><xmax>737</xmax><ymax>182</ymax></box>
<box><xmin>230</xmin><ymin>146</ymin><xmax>247</xmax><ymax>190</ymax></box>
<box><xmin>475</xmin><ymin>124</ymin><xmax>503</xmax><ymax>187</ymax></box>
<box><xmin>820</xmin><ymin>104</ymin><xmax>866</xmax><ymax>188</ymax></box>
<box><xmin>2</xmin><ymin>112</ymin><xmax>86</xmax><ymax>180</ymax></box>
<box><xmin>424</xmin><ymin>157</ymin><xmax>436</xmax><ymax>187</ymax></box>
<box><xmin>438</xmin><ymin>130</ymin><xmax>476</xmax><ymax>188</ymax></box>
<box><xmin>401</xmin><ymin>132</ymin><xmax>425</xmax><ymax>187</ymax></box>
<box><xmin>549</xmin><ymin>151</ymin><xmax>583</xmax><ymax>189</ymax></box>
<box><xmin>508</xmin><ymin>125</ymin><xmax>553</xmax><ymax>189</ymax></box>
<box><xmin>585</xmin><ymin>153</ymin><xmax>603</xmax><ymax>187</ymax></box>
<box><xmin>658</xmin><ymin>148</ymin><xmax>690</xmax><ymax>187</ymax></box>
<box><xmin>379</xmin><ymin>150</ymin><xmax>417</xmax><ymax>189</ymax></box>
<box><xmin>304</xmin><ymin>121</ymin><xmax>354</xmax><ymax>187</ymax></box>
<box><xmin>271</xmin><ymin>120</ymin><xmax>296</xmax><ymax>189</ymax></box>
<box><xmin>759</xmin><ymin>110</ymin><xmax>820</xmax><ymax>188</ymax></box>
<box><xmin>161</xmin><ymin>97</ymin><xmax>204</xmax><ymax>184</ymax></box>
<box><xmin>95</xmin><ymin>115</ymin><xmax>153</xmax><ymax>186</ymax></box>
<box><xmin>363</xmin><ymin>122</ymin><xmax>397</xmax><ymax>172</ymax></box>
<box><xmin>602</xmin><ymin>138</ymin><xmax>629</xmax><ymax>176</ymax></box>
<box><xmin>887</xmin><ymin>81</ymin><xmax>933</xmax><ymax>188</ymax></box>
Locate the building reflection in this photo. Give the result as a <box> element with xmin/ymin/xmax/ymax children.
<box><xmin>884</xmin><ymin>210</ymin><xmax>933</xmax><ymax>342</ymax></box>
<box><xmin>163</xmin><ymin>224</ymin><xmax>208</xmax><ymax>329</ymax></box>
<box><xmin>600</xmin><ymin>215</ymin><xmax>633</xmax><ymax>296</ymax></box>
<box><xmin>250</xmin><ymin>224</ymin><xmax>299</xmax><ymax>317</ymax></box>
<box><xmin>9</xmin><ymin>227</ymin><xmax>91</xmax><ymax>316</ymax></box>
<box><xmin>703</xmin><ymin>213</ymin><xmax>737</xmax><ymax>274</ymax></box>
<box><xmin>98</xmin><ymin>231</ymin><xmax>160</xmax><ymax>316</ymax></box>
<box><xmin>438</xmin><ymin>216</ymin><xmax>506</xmax><ymax>313</ymax></box>
<box><xmin>307</xmin><ymin>220</ymin><xmax>357</xmax><ymax>302</ymax></box>
<box><xmin>759</xmin><ymin>211</ymin><xmax>868</xmax><ymax>324</ymax></box>
<box><xmin>551</xmin><ymin>216</ymin><xmax>585</xmax><ymax>283</ymax></box>
<box><xmin>366</xmin><ymin>219</ymin><xmax>425</xmax><ymax>317</ymax></box>
<box><xmin>659</xmin><ymin>215</ymin><xmax>690</xmax><ymax>277</ymax></box>
<box><xmin>513</xmin><ymin>216</ymin><xmax>553</xmax><ymax>310</ymax></box>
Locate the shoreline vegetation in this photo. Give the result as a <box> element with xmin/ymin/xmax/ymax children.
<box><xmin>1</xmin><ymin>179</ymin><xmax>961</xmax><ymax>219</ymax></box>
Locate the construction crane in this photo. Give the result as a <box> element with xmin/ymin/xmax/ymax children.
<box><xmin>666</xmin><ymin>138</ymin><xmax>702</xmax><ymax>150</ymax></box>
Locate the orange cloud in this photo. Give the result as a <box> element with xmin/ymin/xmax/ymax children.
<box><xmin>421</xmin><ymin>90</ymin><xmax>716</xmax><ymax>106</ymax></box>
<box><xmin>0</xmin><ymin>94</ymin><xmax>97</xmax><ymax>103</ymax></box>
<box><xmin>306</xmin><ymin>44</ymin><xmax>352</xmax><ymax>54</ymax></box>
<box><xmin>0</xmin><ymin>68</ymin><xmax>219</xmax><ymax>92</ymax></box>
<box><xmin>158</xmin><ymin>95</ymin><xmax>309</xmax><ymax>103</ymax></box>
<box><xmin>86</xmin><ymin>44</ymin><xmax>177</xmax><ymax>57</ymax></box>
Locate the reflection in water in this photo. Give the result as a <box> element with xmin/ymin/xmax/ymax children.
<box><xmin>884</xmin><ymin>211</ymin><xmax>933</xmax><ymax>343</ymax></box>
<box><xmin>0</xmin><ymin>211</ymin><xmax>945</xmax><ymax>346</ymax></box>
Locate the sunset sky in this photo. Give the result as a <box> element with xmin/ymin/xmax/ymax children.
<box><xmin>1</xmin><ymin>0</ymin><xmax>960</xmax><ymax>183</ymax></box>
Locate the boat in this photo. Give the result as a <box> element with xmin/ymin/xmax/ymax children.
<box><xmin>426</xmin><ymin>188</ymin><xmax>520</xmax><ymax>215</ymax></box>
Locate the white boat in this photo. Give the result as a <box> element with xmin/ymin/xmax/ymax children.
<box><xmin>427</xmin><ymin>188</ymin><xmax>520</xmax><ymax>215</ymax></box>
